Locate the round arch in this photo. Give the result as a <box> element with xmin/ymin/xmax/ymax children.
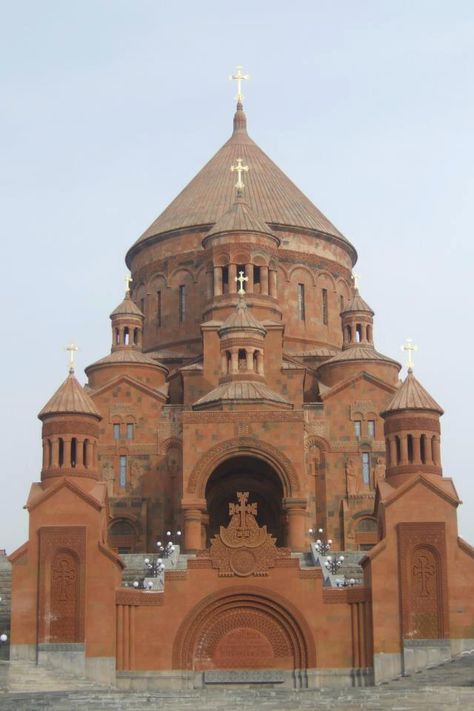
<box><xmin>187</xmin><ymin>436</ymin><xmax>301</xmax><ymax>498</ymax></box>
<box><xmin>172</xmin><ymin>586</ymin><xmax>316</xmax><ymax>672</ymax></box>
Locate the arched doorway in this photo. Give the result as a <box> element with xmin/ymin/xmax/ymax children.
<box><xmin>173</xmin><ymin>588</ymin><xmax>315</xmax><ymax>680</ymax></box>
<box><xmin>205</xmin><ymin>456</ymin><xmax>284</xmax><ymax>545</ymax></box>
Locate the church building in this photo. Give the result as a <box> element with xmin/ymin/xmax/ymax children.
<box><xmin>7</xmin><ymin>71</ymin><xmax>474</xmax><ymax>688</ymax></box>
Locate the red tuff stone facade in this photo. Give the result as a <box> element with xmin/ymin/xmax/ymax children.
<box><xmin>8</xmin><ymin>97</ymin><xmax>474</xmax><ymax>688</ymax></box>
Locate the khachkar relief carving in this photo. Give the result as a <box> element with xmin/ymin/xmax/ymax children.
<box><xmin>204</xmin><ymin>492</ymin><xmax>283</xmax><ymax>577</ymax></box>
<box><xmin>50</xmin><ymin>551</ymin><xmax>79</xmax><ymax>642</ymax></box>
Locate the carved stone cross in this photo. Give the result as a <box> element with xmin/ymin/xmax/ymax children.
<box><xmin>52</xmin><ymin>557</ymin><xmax>76</xmax><ymax>601</ymax></box>
<box><xmin>413</xmin><ymin>554</ymin><xmax>435</xmax><ymax>597</ymax></box>
<box><xmin>229</xmin><ymin>491</ymin><xmax>257</xmax><ymax>530</ymax></box>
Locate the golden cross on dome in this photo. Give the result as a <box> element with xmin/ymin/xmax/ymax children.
<box><xmin>124</xmin><ymin>273</ymin><xmax>133</xmax><ymax>295</ymax></box>
<box><xmin>235</xmin><ymin>270</ymin><xmax>248</xmax><ymax>295</ymax></box>
<box><xmin>352</xmin><ymin>272</ymin><xmax>360</xmax><ymax>289</ymax></box>
<box><xmin>65</xmin><ymin>342</ymin><xmax>79</xmax><ymax>374</ymax></box>
<box><xmin>229</xmin><ymin>65</ymin><xmax>250</xmax><ymax>102</ymax></box>
<box><xmin>401</xmin><ymin>337</ymin><xmax>418</xmax><ymax>370</ymax></box>
<box><xmin>231</xmin><ymin>158</ymin><xmax>249</xmax><ymax>190</ymax></box>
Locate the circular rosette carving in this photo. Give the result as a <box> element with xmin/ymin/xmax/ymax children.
<box><xmin>230</xmin><ymin>548</ymin><xmax>257</xmax><ymax>577</ymax></box>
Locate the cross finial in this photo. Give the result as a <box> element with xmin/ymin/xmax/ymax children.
<box><xmin>235</xmin><ymin>270</ymin><xmax>249</xmax><ymax>295</ymax></box>
<box><xmin>352</xmin><ymin>272</ymin><xmax>360</xmax><ymax>290</ymax></box>
<box><xmin>65</xmin><ymin>342</ymin><xmax>79</xmax><ymax>374</ymax></box>
<box><xmin>231</xmin><ymin>158</ymin><xmax>249</xmax><ymax>190</ymax></box>
<box><xmin>401</xmin><ymin>337</ymin><xmax>418</xmax><ymax>371</ymax></box>
<box><xmin>124</xmin><ymin>273</ymin><xmax>133</xmax><ymax>296</ymax></box>
<box><xmin>229</xmin><ymin>65</ymin><xmax>250</xmax><ymax>103</ymax></box>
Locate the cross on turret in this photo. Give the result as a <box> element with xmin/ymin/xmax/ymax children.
<box><xmin>229</xmin><ymin>65</ymin><xmax>250</xmax><ymax>102</ymax></box>
<box><xmin>124</xmin><ymin>273</ymin><xmax>133</xmax><ymax>295</ymax></box>
<box><xmin>235</xmin><ymin>270</ymin><xmax>248</xmax><ymax>295</ymax></box>
<box><xmin>65</xmin><ymin>342</ymin><xmax>79</xmax><ymax>374</ymax></box>
<box><xmin>402</xmin><ymin>337</ymin><xmax>418</xmax><ymax>370</ymax></box>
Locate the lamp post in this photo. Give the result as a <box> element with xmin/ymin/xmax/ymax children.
<box><xmin>324</xmin><ymin>554</ymin><xmax>345</xmax><ymax>575</ymax></box>
<box><xmin>309</xmin><ymin>527</ymin><xmax>332</xmax><ymax>556</ymax></box>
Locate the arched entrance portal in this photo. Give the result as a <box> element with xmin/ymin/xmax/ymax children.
<box><xmin>205</xmin><ymin>456</ymin><xmax>284</xmax><ymax>546</ymax></box>
<box><xmin>173</xmin><ymin>588</ymin><xmax>315</xmax><ymax>681</ymax></box>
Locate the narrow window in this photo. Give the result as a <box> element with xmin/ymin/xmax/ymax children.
<box><xmin>71</xmin><ymin>437</ymin><xmax>77</xmax><ymax>467</ymax></box>
<box><xmin>253</xmin><ymin>266</ymin><xmax>261</xmax><ymax>284</ymax></box>
<box><xmin>366</xmin><ymin>325</ymin><xmax>372</xmax><ymax>342</ymax></box>
<box><xmin>119</xmin><ymin>456</ymin><xmax>127</xmax><ymax>488</ymax></box>
<box><xmin>420</xmin><ymin>434</ymin><xmax>426</xmax><ymax>464</ymax></box>
<box><xmin>124</xmin><ymin>326</ymin><xmax>130</xmax><ymax>345</ymax></box>
<box><xmin>126</xmin><ymin>423</ymin><xmax>134</xmax><ymax>440</ymax></box>
<box><xmin>396</xmin><ymin>436</ymin><xmax>401</xmax><ymax>464</ymax></box>
<box><xmin>356</xmin><ymin>324</ymin><xmax>362</xmax><ymax>342</ymax></box>
<box><xmin>157</xmin><ymin>290</ymin><xmax>162</xmax><ymax>327</ymax></box>
<box><xmin>83</xmin><ymin>439</ymin><xmax>88</xmax><ymax>468</ymax></box>
<box><xmin>133</xmin><ymin>327</ymin><xmax>139</xmax><ymax>345</ymax></box>
<box><xmin>179</xmin><ymin>285</ymin><xmax>186</xmax><ymax>322</ymax></box>
<box><xmin>354</xmin><ymin>420</ymin><xmax>362</xmax><ymax>438</ymax></box>
<box><xmin>238</xmin><ymin>348</ymin><xmax>246</xmax><ymax>371</ymax></box>
<box><xmin>115</xmin><ymin>328</ymin><xmax>120</xmax><ymax>345</ymax></box>
<box><xmin>48</xmin><ymin>439</ymin><xmax>53</xmax><ymax>467</ymax></box>
<box><xmin>113</xmin><ymin>423</ymin><xmax>121</xmax><ymax>440</ymax></box>
<box><xmin>222</xmin><ymin>266</ymin><xmax>229</xmax><ymax>293</ymax></box>
<box><xmin>322</xmin><ymin>288</ymin><xmax>328</xmax><ymax>325</ymax></box>
<box><xmin>346</xmin><ymin>325</ymin><xmax>352</xmax><ymax>343</ymax></box>
<box><xmin>140</xmin><ymin>298</ymin><xmax>145</xmax><ymax>314</ymax></box>
<box><xmin>385</xmin><ymin>438</ymin><xmax>391</xmax><ymax>466</ymax></box>
<box><xmin>58</xmin><ymin>438</ymin><xmax>64</xmax><ymax>467</ymax></box>
<box><xmin>340</xmin><ymin>295</ymin><xmax>344</xmax><ymax>313</ymax></box>
<box><xmin>368</xmin><ymin>420</ymin><xmax>375</xmax><ymax>438</ymax></box>
<box><xmin>297</xmin><ymin>283</ymin><xmax>305</xmax><ymax>320</ymax></box>
<box><xmin>407</xmin><ymin>434</ymin><xmax>414</xmax><ymax>463</ymax></box>
<box><xmin>362</xmin><ymin>452</ymin><xmax>370</xmax><ymax>485</ymax></box>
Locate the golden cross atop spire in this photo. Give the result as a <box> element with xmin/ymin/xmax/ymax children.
<box><xmin>229</xmin><ymin>65</ymin><xmax>250</xmax><ymax>102</ymax></box>
<box><xmin>401</xmin><ymin>337</ymin><xmax>418</xmax><ymax>370</ymax></box>
<box><xmin>231</xmin><ymin>158</ymin><xmax>249</xmax><ymax>190</ymax></box>
<box><xmin>235</xmin><ymin>270</ymin><xmax>248</xmax><ymax>295</ymax></box>
<box><xmin>65</xmin><ymin>342</ymin><xmax>79</xmax><ymax>374</ymax></box>
<box><xmin>124</xmin><ymin>273</ymin><xmax>133</xmax><ymax>296</ymax></box>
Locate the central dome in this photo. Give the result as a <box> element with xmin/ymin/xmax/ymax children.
<box><xmin>127</xmin><ymin>103</ymin><xmax>355</xmax><ymax>264</ymax></box>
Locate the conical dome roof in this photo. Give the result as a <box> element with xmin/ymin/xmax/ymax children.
<box><xmin>38</xmin><ymin>372</ymin><xmax>101</xmax><ymax>420</ymax></box>
<box><xmin>127</xmin><ymin>103</ymin><xmax>355</xmax><ymax>263</ymax></box>
<box><xmin>342</xmin><ymin>289</ymin><xmax>374</xmax><ymax>315</ymax></box>
<box><xmin>382</xmin><ymin>369</ymin><xmax>443</xmax><ymax>415</ymax></box>
<box><xmin>219</xmin><ymin>298</ymin><xmax>266</xmax><ymax>336</ymax></box>
<box><xmin>110</xmin><ymin>293</ymin><xmax>143</xmax><ymax>318</ymax></box>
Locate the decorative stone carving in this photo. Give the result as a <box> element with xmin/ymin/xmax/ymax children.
<box><xmin>102</xmin><ymin>460</ymin><xmax>115</xmax><ymax>497</ymax></box>
<box><xmin>345</xmin><ymin>458</ymin><xmax>360</xmax><ymax>496</ymax></box>
<box><xmin>374</xmin><ymin>457</ymin><xmax>386</xmax><ymax>486</ymax></box>
<box><xmin>205</xmin><ymin>492</ymin><xmax>281</xmax><ymax>577</ymax></box>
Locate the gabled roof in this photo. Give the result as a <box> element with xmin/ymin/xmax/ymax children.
<box><xmin>85</xmin><ymin>348</ymin><xmax>167</xmax><ymax>372</ymax></box>
<box><xmin>320</xmin><ymin>344</ymin><xmax>400</xmax><ymax>369</ymax></box>
<box><xmin>321</xmin><ymin>370</ymin><xmax>398</xmax><ymax>400</ymax></box>
<box><xmin>87</xmin><ymin>373</ymin><xmax>168</xmax><ymax>402</ymax></box>
<box><xmin>127</xmin><ymin>103</ymin><xmax>355</xmax><ymax>263</ymax></box>
<box><xmin>382</xmin><ymin>369</ymin><xmax>443</xmax><ymax>415</ymax></box>
<box><xmin>38</xmin><ymin>372</ymin><xmax>101</xmax><ymax>420</ymax></box>
<box><xmin>193</xmin><ymin>380</ymin><xmax>291</xmax><ymax>409</ymax></box>
<box><xmin>26</xmin><ymin>477</ymin><xmax>104</xmax><ymax>513</ymax></box>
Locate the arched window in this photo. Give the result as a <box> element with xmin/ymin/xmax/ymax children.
<box><xmin>407</xmin><ymin>434</ymin><xmax>413</xmax><ymax>463</ymax></box>
<box><xmin>123</xmin><ymin>327</ymin><xmax>130</xmax><ymax>345</ymax></box>
<box><xmin>115</xmin><ymin>328</ymin><xmax>120</xmax><ymax>345</ymax></box>
<box><xmin>238</xmin><ymin>349</ymin><xmax>246</xmax><ymax>371</ymax></box>
<box><xmin>346</xmin><ymin>325</ymin><xmax>352</xmax><ymax>343</ymax></box>
<box><xmin>83</xmin><ymin>439</ymin><xmax>89</xmax><ymax>468</ymax></box>
<box><xmin>58</xmin><ymin>438</ymin><xmax>64</xmax><ymax>467</ymax></box>
<box><xmin>71</xmin><ymin>437</ymin><xmax>77</xmax><ymax>468</ymax></box>
<box><xmin>420</xmin><ymin>434</ymin><xmax>426</xmax><ymax>464</ymax></box>
<box><xmin>395</xmin><ymin>435</ymin><xmax>401</xmax><ymax>464</ymax></box>
<box><xmin>48</xmin><ymin>439</ymin><xmax>53</xmax><ymax>467</ymax></box>
<box><xmin>356</xmin><ymin>324</ymin><xmax>362</xmax><ymax>342</ymax></box>
<box><xmin>222</xmin><ymin>266</ymin><xmax>229</xmax><ymax>294</ymax></box>
<box><xmin>133</xmin><ymin>327</ymin><xmax>139</xmax><ymax>345</ymax></box>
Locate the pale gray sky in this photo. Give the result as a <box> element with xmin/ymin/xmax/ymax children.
<box><xmin>1</xmin><ymin>1</ymin><xmax>473</xmax><ymax>553</ymax></box>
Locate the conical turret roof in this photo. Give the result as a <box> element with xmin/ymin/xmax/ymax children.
<box><xmin>342</xmin><ymin>289</ymin><xmax>374</xmax><ymax>315</ymax></box>
<box><xmin>110</xmin><ymin>293</ymin><xmax>143</xmax><ymax>318</ymax></box>
<box><xmin>127</xmin><ymin>103</ymin><xmax>355</xmax><ymax>262</ymax></box>
<box><xmin>206</xmin><ymin>190</ymin><xmax>275</xmax><ymax>239</ymax></box>
<box><xmin>382</xmin><ymin>369</ymin><xmax>443</xmax><ymax>415</ymax></box>
<box><xmin>219</xmin><ymin>298</ymin><xmax>266</xmax><ymax>336</ymax></box>
<box><xmin>38</xmin><ymin>372</ymin><xmax>101</xmax><ymax>420</ymax></box>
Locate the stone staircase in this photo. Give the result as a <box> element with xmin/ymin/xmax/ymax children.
<box><xmin>0</xmin><ymin>551</ymin><xmax>11</xmax><ymax>660</ymax></box>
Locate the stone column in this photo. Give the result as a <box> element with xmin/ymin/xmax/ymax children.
<box><xmin>261</xmin><ymin>266</ymin><xmax>269</xmax><ymax>295</ymax></box>
<box><xmin>424</xmin><ymin>434</ymin><xmax>433</xmax><ymax>465</ymax></box>
<box><xmin>229</xmin><ymin>263</ymin><xmax>237</xmax><ymax>293</ymax></box>
<box><xmin>245</xmin><ymin>263</ymin><xmax>254</xmax><ymax>293</ymax></box>
<box><xmin>400</xmin><ymin>435</ymin><xmax>408</xmax><ymax>465</ymax></box>
<box><xmin>433</xmin><ymin>436</ymin><xmax>441</xmax><ymax>467</ymax></box>
<box><xmin>256</xmin><ymin>350</ymin><xmax>264</xmax><ymax>375</ymax></box>
<box><xmin>269</xmin><ymin>270</ymin><xmax>277</xmax><ymax>298</ymax></box>
<box><xmin>213</xmin><ymin>266</ymin><xmax>223</xmax><ymax>296</ymax></box>
<box><xmin>284</xmin><ymin>499</ymin><xmax>307</xmax><ymax>551</ymax></box>
<box><xmin>412</xmin><ymin>435</ymin><xmax>421</xmax><ymax>465</ymax></box>
<box><xmin>221</xmin><ymin>352</ymin><xmax>228</xmax><ymax>375</ymax></box>
<box><xmin>246</xmin><ymin>349</ymin><xmax>254</xmax><ymax>372</ymax></box>
<box><xmin>183</xmin><ymin>506</ymin><xmax>204</xmax><ymax>552</ymax></box>
<box><xmin>63</xmin><ymin>437</ymin><xmax>72</xmax><ymax>469</ymax></box>
<box><xmin>42</xmin><ymin>440</ymin><xmax>48</xmax><ymax>470</ymax></box>
<box><xmin>76</xmin><ymin>438</ymin><xmax>84</xmax><ymax>468</ymax></box>
<box><xmin>230</xmin><ymin>348</ymin><xmax>239</xmax><ymax>374</ymax></box>
<box><xmin>389</xmin><ymin>437</ymin><xmax>398</xmax><ymax>467</ymax></box>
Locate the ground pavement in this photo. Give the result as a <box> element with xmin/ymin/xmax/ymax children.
<box><xmin>1</xmin><ymin>654</ymin><xmax>474</xmax><ymax>710</ymax></box>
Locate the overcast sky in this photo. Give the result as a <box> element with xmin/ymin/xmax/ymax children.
<box><xmin>1</xmin><ymin>1</ymin><xmax>473</xmax><ymax>554</ymax></box>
